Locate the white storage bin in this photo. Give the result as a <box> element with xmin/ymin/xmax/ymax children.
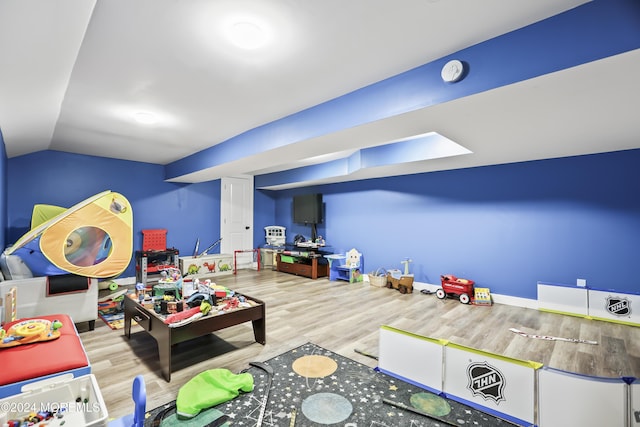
<box><xmin>0</xmin><ymin>374</ymin><xmax>108</xmax><ymax>427</ymax></box>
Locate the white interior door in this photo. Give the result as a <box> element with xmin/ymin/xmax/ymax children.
<box><xmin>221</xmin><ymin>176</ymin><xmax>254</xmax><ymax>269</ymax></box>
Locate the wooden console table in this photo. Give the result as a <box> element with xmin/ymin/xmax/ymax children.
<box><xmin>124</xmin><ymin>293</ymin><xmax>265</xmax><ymax>381</ymax></box>
<box><xmin>276</xmin><ymin>252</ymin><xmax>328</xmax><ymax>279</ymax></box>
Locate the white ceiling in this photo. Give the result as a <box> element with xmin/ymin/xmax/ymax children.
<box><xmin>1</xmin><ymin>0</ymin><xmax>638</xmax><ymax>188</ymax></box>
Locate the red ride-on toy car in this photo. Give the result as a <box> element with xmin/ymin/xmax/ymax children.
<box><xmin>437</xmin><ymin>274</ymin><xmax>475</xmax><ymax>304</ymax></box>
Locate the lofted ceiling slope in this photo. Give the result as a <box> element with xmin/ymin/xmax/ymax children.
<box><xmin>1</xmin><ymin>0</ymin><xmax>639</xmax><ymax>189</ymax></box>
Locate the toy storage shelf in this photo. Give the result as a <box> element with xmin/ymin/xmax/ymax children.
<box><xmin>276</xmin><ymin>253</ymin><xmax>327</xmax><ymax>280</ymax></box>
<box><xmin>135</xmin><ymin>249</ymin><xmax>179</xmax><ymax>285</ymax></box>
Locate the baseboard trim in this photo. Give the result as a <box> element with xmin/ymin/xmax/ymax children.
<box><xmin>412</xmin><ymin>281</ymin><xmax>537</xmax><ymax>309</ymax></box>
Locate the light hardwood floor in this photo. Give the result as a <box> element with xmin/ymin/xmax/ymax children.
<box><xmin>78</xmin><ymin>269</ymin><xmax>640</xmax><ymax>420</ymax></box>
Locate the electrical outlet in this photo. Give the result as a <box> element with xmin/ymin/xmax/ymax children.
<box><xmin>577</xmin><ymin>278</ymin><xmax>586</xmax><ymax>287</ymax></box>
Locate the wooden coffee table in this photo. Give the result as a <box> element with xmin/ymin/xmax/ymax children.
<box><xmin>124</xmin><ymin>293</ymin><xmax>265</xmax><ymax>381</ymax></box>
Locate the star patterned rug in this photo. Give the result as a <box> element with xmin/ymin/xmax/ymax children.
<box><xmin>146</xmin><ymin>342</ymin><xmax>515</xmax><ymax>426</ymax></box>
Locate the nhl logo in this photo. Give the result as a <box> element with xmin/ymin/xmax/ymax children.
<box><xmin>606</xmin><ymin>296</ymin><xmax>631</xmax><ymax>316</ymax></box>
<box><xmin>467</xmin><ymin>362</ymin><xmax>506</xmax><ymax>404</ymax></box>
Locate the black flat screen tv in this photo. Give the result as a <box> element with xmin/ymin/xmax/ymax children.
<box><xmin>293</xmin><ymin>193</ymin><xmax>323</xmax><ymax>224</ymax></box>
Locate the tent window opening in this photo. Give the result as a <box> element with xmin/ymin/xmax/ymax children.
<box><xmin>65</xmin><ymin>226</ymin><xmax>112</xmax><ymax>267</ymax></box>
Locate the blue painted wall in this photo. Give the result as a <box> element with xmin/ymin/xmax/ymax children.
<box><xmin>254</xmin><ymin>189</ymin><xmax>277</xmax><ymax>242</ymax></box>
<box><xmin>0</xmin><ymin>128</ymin><xmax>6</xmax><ymax>251</ymax></box>
<box><xmin>4</xmin><ymin>0</ymin><xmax>640</xmax><ymax>300</ymax></box>
<box><xmin>6</xmin><ymin>151</ymin><xmax>221</xmax><ymax>278</ymax></box>
<box><xmin>259</xmin><ymin>149</ymin><xmax>640</xmax><ymax>300</ymax></box>
<box><xmin>4</xmin><ymin>147</ymin><xmax>639</xmax><ymax>300</ymax></box>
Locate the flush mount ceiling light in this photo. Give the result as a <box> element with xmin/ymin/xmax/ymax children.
<box><xmin>225</xmin><ymin>20</ymin><xmax>269</xmax><ymax>49</ymax></box>
<box><xmin>133</xmin><ymin>111</ymin><xmax>158</xmax><ymax>125</ymax></box>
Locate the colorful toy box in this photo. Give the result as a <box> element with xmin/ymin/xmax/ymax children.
<box><xmin>474</xmin><ymin>287</ymin><xmax>493</xmax><ymax>306</ymax></box>
<box><xmin>178</xmin><ymin>254</ymin><xmax>233</xmax><ymax>280</ymax></box>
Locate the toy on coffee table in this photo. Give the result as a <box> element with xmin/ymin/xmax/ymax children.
<box><xmin>436</xmin><ymin>274</ymin><xmax>475</xmax><ymax>304</ymax></box>
<box><xmin>154</xmin><ymin>267</ymin><xmax>183</xmax><ymax>300</ymax></box>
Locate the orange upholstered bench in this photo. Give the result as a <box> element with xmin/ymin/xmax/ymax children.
<box><xmin>0</xmin><ymin>314</ymin><xmax>90</xmax><ymax>398</ymax></box>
